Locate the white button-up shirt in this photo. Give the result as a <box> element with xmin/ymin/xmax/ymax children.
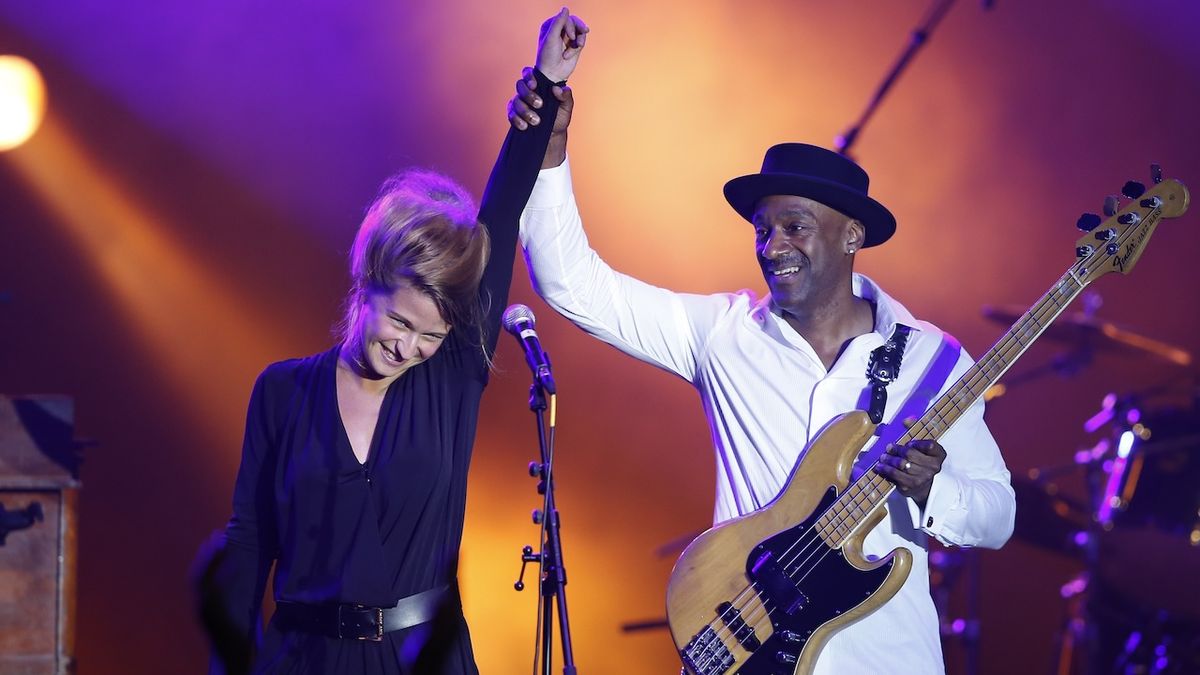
<box><xmin>520</xmin><ymin>158</ymin><xmax>1015</xmax><ymax>674</ymax></box>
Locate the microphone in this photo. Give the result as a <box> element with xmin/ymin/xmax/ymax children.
<box><xmin>502</xmin><ymin>304</ymin><xmax>557</xmax><ymax>394</ymax></box>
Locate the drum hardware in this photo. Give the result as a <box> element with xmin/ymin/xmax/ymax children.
<box><xmin>981</xmin><ymin>289</ymin><xmax>1192</xmax><ymax>404</ymax></box>
<box><xmin>1032</xmin><ymin>391</ymin><xmax>1200</xmax><ymax>675</ymax></box>
<box><xmin>930</xmin><ymin>547</ymin><xmax>982</xmax><ymax>675</ymax></box>
<box><xmin>981</xmin><ymin>297</ymin><xmax>1193</xmax><ymax>370</ymax></box>
<box><xmin>998</xmin><ymin>339</ymin><xmax>1200</xmax><ymax>675</ymax></box>
<box><xmin>1053</xmin><ymin>572</ymin><xmax>1089</xmax><ymax>675</ymax></box>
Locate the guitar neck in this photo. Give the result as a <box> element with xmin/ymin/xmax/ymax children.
<box><xmin>905</xmin><ymin>267</ymin><xmax>1087</xmax><ymax>445</ymax></box>
<box><xmin>821</xmin><ymin>267</ymin><xmax>1089</xmax><ymax>543</ymax></box>
<box><xmin>815</xmin><ymin>175</ymin><xmax>1187</xmax><ymax>546</ymax></box>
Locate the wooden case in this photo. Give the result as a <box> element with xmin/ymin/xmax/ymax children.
<box><xmin>0</xmin><ymin>396</ymin><xmax>81</xmax><ymax>675</ymax></box>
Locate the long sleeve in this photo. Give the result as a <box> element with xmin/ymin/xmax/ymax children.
<box><xmin>521</xmin><ymin>165</ymin><xmax>1016</xmax><ymax>546</ymax></box>
<box><xmin>475</xmin><ymin>69</ymin><xmax>562</xmax><ymax>357</ymax></box>
<box><xmin>909</xmin><ymin>350</ymin><xmax>1015</xmax><ymax>549</ymax></box>
<box><xmin>519</xmin><ymin>158</ymin><xmax>739</xmax><ymax>383</ymax></box>
<box><xmin>210</xmin><ymin>370</ymin><xmax>280</xmax><ymax>669</ymax></box>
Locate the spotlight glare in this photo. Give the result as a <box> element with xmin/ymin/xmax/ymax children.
<box><xmin>0</xmin><ymin>55</ymin><xmax>47</xmax><ymax>152</ymax></box>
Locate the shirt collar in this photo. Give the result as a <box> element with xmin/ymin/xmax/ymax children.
<box><xmin>852</xmin><ymin>273</ymin><xmax>920</xmax><ymax>337</ymax></box>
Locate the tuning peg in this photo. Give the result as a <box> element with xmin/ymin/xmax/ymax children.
<box><xmin>1076</xmin><ymin>213</ymin><xmax>1102</xmax><ymax>232</ymax></box>
<box><xmin>1151</xmin><ymin>163</ymin><xmax>1163</xmax><ymax>184</ymax></box>
<box><xmin>1121</xmin><ymin>181</ymin><xmax>1146</xmax><ymax>199</ymax></box>
<box><xmin>1103</xmin><ymin>195</ymin><xmax>1120</xmax><ymax>217</ymax></box>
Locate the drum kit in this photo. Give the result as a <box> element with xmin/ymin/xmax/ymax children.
<box><xmin>985</xmin><ymin>296</ymin><xmax>1200</xmax><ymax>675</ymax></box>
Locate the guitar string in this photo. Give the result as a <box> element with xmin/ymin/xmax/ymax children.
<box><xmin>690</xmin><ymin>273</ymin><xmax>1075</xmax><ymax>668</ymax></box>
<box><xmin>779</xmin><ymin>260</ymin><xmax>1086</xmax><ymax>585</ymax></box>
<box><xmin>720</xmin><ymin>218</ymin><xmax>1138</xmax><ymax>653</ymax></box>
<box><xmin>687</xmin><ymin>580</ymin><xmax>767</xmax><ymax>672</ymax></box>
<box><xmin>720</xmin><ymin>276</ymin><xmax>1078</xmax><ymax>643</ymax></box>
<box><xmin>682</xmin><ymin>211</ymin><xmax>1153</xmax><ymax>669</ymax></box>
<box><xmin>695</xmin><ymin>293</ymin><xmax>1075</xmax><ymax>667</ymax></box>
<box><xmin>776</xmin><ymin>214</ymin><xmax>1123</xmax><ymax>580</ymax></box>
<box><xmin>697</xmin><ymin>306</ymin><xmax>1055</xmax><ymax>664</ymax></box>
<box><xmin>750</xmin><ymin>232</ymin><xmax>1106</xmax><ymax>616</ymax></box>
<box><xmin>690</xmin><ymin>585</ymin><xmax>778</xmax><ymax>674</ymax></box>
<box><xmin>691</xmin><ymin>566</ymin><xmax>782</xmax><ymax>667</ymax></box>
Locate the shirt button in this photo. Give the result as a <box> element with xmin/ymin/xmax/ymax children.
<box><xmin>926</xmin><ymin>516</ymin><xmax>934</xmax><ymax>528</ymax></box>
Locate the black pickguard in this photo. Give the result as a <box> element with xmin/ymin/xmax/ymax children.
<box><xmin>734</xmin><ymin>488</ymin><xmax>893</xmax><ymax>674</ymax></box>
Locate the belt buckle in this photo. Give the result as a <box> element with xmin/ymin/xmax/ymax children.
<box><xmin>338</xmin><ymin>604</ymin><xmax>384</xmax><ymax>642</ymax></box>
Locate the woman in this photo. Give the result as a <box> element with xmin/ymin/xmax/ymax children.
<box><xmin>209</xmin><ymin>10</ymin><xmax>587</xmax><ymax>673</ymax></box>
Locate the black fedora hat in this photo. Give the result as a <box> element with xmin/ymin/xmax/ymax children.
<box><xmin>723</xmin><ymin>143</ymin><xmax>896</xmax><ymax>247</ymax></box>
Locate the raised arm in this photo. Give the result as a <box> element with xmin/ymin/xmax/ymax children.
<box><xmin>508</xmin><ymin>11</ymin><xmax>748</xmax><ymax>383</ymax></box>
<box><xmin>477</xmin><ymin>8</ymin><xmax>588</xmax><ymax>356</ymax></box>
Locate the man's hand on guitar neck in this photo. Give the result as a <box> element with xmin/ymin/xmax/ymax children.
<box><xmin>873</xmin><ymin>418</ymin><xmax>946</xmax><ymax>508</ymax></box>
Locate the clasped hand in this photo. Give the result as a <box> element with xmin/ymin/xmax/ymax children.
<box><xmin>508</xmin><ymin>8</ymin><xmax>588</xmax><ymax>134</ymax></box>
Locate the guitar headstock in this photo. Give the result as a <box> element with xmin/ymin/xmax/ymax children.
<box><xmin>1072</xmin><ymin>174</ymin><xmax>1189</xmax><ymax>285</ymax></box>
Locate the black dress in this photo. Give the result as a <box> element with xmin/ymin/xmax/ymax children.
<box><xmin>216</xmin><ymin>72</ymin><xmax>561</xmax><ymax>674</ymax></box>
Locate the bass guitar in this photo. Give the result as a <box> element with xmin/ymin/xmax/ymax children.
<box><xmin>666</xmin><ymin>170</ymin><xmax>1190</xmax><ymax>674</ymax></box>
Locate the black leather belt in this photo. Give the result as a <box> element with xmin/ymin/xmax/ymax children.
<box><xmin>273</xmin><ymin>584</ymin><xmax>451</xmax><ymax>641</ymax></box>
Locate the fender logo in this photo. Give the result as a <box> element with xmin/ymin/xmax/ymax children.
<box><xmin>1111</xmin><ymin>215</ymin><xmax>1154</xmax><ymax>273</ymax></box>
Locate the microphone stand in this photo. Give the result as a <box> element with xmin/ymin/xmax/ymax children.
<box><xmin>514</xmin><ymin>382</ymin><xmax>578</xmax><ymax>675</ymax></box>
<box><xmin>835</xmin><ymin>0</ymin><xmax>966</xmax><ymax>158</ymax></box>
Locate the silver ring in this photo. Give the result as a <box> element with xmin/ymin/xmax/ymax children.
<box><xmin>903</xmin><ymin>461</ymin><xmax>912</xmax><ymax>472</ymax></box>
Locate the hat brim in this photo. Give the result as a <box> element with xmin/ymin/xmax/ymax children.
<box><xmin>723</xmin><ymin>174</ymin><xmax>896</xmax><ymax>247</ymax></box>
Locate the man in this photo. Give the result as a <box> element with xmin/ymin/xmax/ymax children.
<box><xmin>508</xmin><ymin>37</ymin><xmax>1014</xmax><ymax>674</ymax></box>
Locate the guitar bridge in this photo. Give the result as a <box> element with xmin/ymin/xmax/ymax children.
<box><xmin>681</xmin><ymin>625</ymin><xmax>734</xmax><ymax>675</ymax></box>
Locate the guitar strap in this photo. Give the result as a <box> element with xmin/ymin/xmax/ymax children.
<box><xmin>861</xmin><ymin>324</ymin><xmax>912</xmax><ymax>425</ymax></box>
<box><xmin>852</xmin><ymin>326</ymin><xmax>963</xmax><ymax>479</ymax></box>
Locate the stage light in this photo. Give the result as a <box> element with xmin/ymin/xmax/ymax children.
<box><xmin>5</xmin><ymin>113</ymin><xmax>292</xmax><ymax>481</ymax></box>
<box><xmin>0</xmin><ymin>55</ymin><xmax>47</xmax><ymax>152</ymax></box>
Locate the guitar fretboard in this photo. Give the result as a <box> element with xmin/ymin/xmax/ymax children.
<box><xmin>815</xmin><ymin>267</ymin><xmax>1090</xmax><ymax>545</ymax></box>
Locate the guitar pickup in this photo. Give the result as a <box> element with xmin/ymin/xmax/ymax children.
<box><xmin>716</xmin><ymin>601</ymin><xmax>761</xmax><ymax>651</ymax></box>
<box><xmin>748</xmin><ymin>548</ymin><xmax>809</xmax><ymax>616</ymax></box>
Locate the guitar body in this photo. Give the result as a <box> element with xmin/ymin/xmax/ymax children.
<box><xmin>667</xmin><ymin>411</ymin><xmax>912</xmax><ymax>675</ymax></box>
<box><xmin>666</xmin><ymin>176</ymin><xmax>1188</xmax><ymax>675</ymax></box>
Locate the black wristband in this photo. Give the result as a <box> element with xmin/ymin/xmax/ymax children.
<box><xmin>532</xmin><ymin>67</ymin><xmax>566</xmax><ymax>88</ymax></box>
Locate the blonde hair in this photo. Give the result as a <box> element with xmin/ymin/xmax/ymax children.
<box><xmin>337</xmin><ymin>169</ymin><xmax>490</xmax><ymax>357</ymax></box>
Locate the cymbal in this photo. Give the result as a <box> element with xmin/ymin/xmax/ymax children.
<box><xmin>981</xmin><ymin>305</ymin><xmax>1192</xmax><ymax>367</ymax></box>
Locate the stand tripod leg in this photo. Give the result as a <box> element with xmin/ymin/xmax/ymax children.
<box><xmin>522</xmin><ymin>383</ymin><xmax>577</xmax><ymax>675</ymax></box>
<box><xmin>1054</xmin><ymin>573</ymin><xmax>1088</xmax><ymax>675</ymax></box>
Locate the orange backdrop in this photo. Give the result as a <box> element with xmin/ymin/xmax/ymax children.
<box><xmin>2</xmin><ymin>1</ymin><xmax>1199</xmax><ymax>672</ymax></box>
